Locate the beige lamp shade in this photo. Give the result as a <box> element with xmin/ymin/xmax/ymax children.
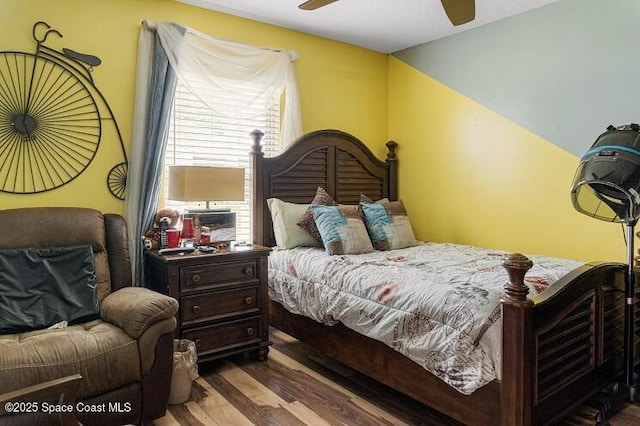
<box><xmin>168</xmin><ymin>166</ymin><xmax>245</xmax><ymax>202</ymax></box>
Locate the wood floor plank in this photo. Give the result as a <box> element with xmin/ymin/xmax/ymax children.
<box><xmin>151</xmin><ymin>409</ymin><xmax>182</xmax><ymax>426</ymax></box>
<box><xmin>610</xmin><ymin>403</ymin><xmax>640</xmax><ymax>426</ymax></box>
<box><xmin>237</xmin><ymin>350</ymin><xmax>398</xmax><ymax>426</ymax></box>
<box><xmin>205</xmin><ymin>364</ymin><xmax>306</xmax><ymax>426</ymax></box>
<box><xmin>184</xmin><ymin>401</ymin><xmax>217</xmax><ymax>426</ymax></box>
<box><xmin>163</xmin><ymin>403</ymin><xmax>207</xmax><ymax>426</ymax></box>
<box><xmin>269</xmin><ymin>332</ymin><xmax>458</xmax><ymax>426</ymax></box>
<box><xmin>191</xmin><ymin>377</ymin><xmax>254</xmax><ymax>426</ymax></box>
<box><xmin>216</xmin><ymin>360</ymin><xmax>289</xmax><ymax>408</ymax></box>
<box><xmin>268</xmin><ymin>347</ymin><xmax>356</xmax><ymax>395</ymax></box>
<box><xmin>271</xmin><ymin>328</ymin><xmax>297</xmax><ymax>343</ymax></box>
<box><xmin>156</xmin><ymin>328</ymin><xmax>640</xmax><ymax>426</ymax></box>
<box><xmin>267</xmin><ymin>347</ymin><xmax>412</xmax><ymax>426</ymax></box>
<box><xmin>282</xmin><ymin>400</ymin><xmax>334</xmax><ymax>426</ymax></box>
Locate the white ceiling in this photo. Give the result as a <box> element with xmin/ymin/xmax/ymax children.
<box><xmin>177</xmin><ymin>0</ymin><xmax>561</xmax><ymax>53</ymax></box>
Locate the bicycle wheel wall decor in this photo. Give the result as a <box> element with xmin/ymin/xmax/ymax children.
<box><xmin>0</xmin><ymin>21</ymin><xmax>128</xmax><ymax>200</ymax></box>
<box><xmin>0</xmin><ymin>52</ymin><xmax>101</xmax><ymax>193</ymax></box>
<box><xmin>107</xmin><ymin>162</ymin><xmax>127</xmax><ymax>200</ymax></box>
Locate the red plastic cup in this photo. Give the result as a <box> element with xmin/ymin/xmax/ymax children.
<box><xmin>181</xmin><ymin>217</ymin><xmax>195</xmax><ymax>240</ymax></box>
<box><xmin>166</xmin><ymin>229</ymin><xmax>180</xmax><ymax>248</ymax></box>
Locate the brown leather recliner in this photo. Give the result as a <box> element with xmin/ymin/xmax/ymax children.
<box><xmin>0</xmin><ymin>207</ymin><xmax>178</xmax><ymax>425</ymax></box>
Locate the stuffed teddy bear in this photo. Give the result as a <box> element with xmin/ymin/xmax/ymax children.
<box><xmin>143</xmin><ymin>208</ymin><xmax>180</xmax><ymax>249</ymax></box>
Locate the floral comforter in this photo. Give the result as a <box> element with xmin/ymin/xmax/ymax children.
<box><xmin>268</xmin><ymin>242</ymin><xmax>584</xmax><ymax>394</ymax></box>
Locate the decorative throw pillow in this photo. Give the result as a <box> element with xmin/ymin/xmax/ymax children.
<box><xmin>359</xmin><ymin>193</ymin><xmax>389</xmax><ymax>204</ymax></box>
<box><xmin>297</xmin><ymin>186</ymin><xmax>337</xmax><ymax>243</ymax></box>
<box><xmin>360</xmin><ymin>200</ymin><xmax>418</xmax><ymax>251</ymax></box>
<box><xmin>267</xmin><ymin>198</ymin><xmax>321</xmax><ymax>249</ymax></box>
<box><xmin>311</xmin><ymin>205</ymin><xmax>373</xmax><ymax>255</ymax></box>
<box><xmin>0</xmin><ymin>245</ymin><xmax>98</xmax><ymax>334</ymax></box>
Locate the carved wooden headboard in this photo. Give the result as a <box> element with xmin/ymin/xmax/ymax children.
<box><xmin>250</xmin><ymin>129</ymin><xmax>398</xmax><ymax>247</ymax></box>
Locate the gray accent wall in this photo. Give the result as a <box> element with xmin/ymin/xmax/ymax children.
<box><xmin>393</xmin><ymin>0</ymin><xmax>640</xmax><ymax>157</ymax></box>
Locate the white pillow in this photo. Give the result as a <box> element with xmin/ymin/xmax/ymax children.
<box><xmin>267</xmin><ymin>198</ymin><xmax>321</xmax><ymax>249</ymax></box>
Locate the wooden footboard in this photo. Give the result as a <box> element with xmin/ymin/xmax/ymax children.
<box><xmin>501</xmin><ymin>254</ymin><xmax>628</xmax><ymax>425</ymax></box>
<box><xmin>270</xmin><ymin>257</ymin><xmax>629</xmax><ymax>426</ymax></box>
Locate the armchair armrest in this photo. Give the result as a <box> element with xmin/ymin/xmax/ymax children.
<box><xmin>100</xmin><ymin>287</ymin><xmax>178</xmax><ymax>338</ymax></box>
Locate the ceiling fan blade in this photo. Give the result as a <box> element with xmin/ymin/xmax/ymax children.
<box><xmin>299</xmin><ymin>0</ymin><xmax>340</xmax><ymax>11</ymax></box>
<box><xmin>440</xmin><ymin>0</ymin><xmax>475</xmax><ymax>26</ymax></box>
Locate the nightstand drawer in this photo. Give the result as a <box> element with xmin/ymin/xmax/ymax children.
<box><xmin>181</xmin><ymin>260</ymin><xmax>257</xmax><ymax>292</ymax></box>
<box><xmin>183</xmin><ymin>317</ymin><xmax>260</xmax><ymax>354</ymax></box>
<box><xmin>181</xmin><ymin>286</ymin><xmax>259</xmax><ymax>324</ymax></box>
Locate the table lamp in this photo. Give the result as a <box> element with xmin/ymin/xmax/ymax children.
<box><xmin>168</xmin><ymin>166</ymin><xmax>245</xmax><ymax>211</ymax></box>
<box><xmin>169</xmin><ymin>166</ymin><xmax>245</xmax><ymax>244</ymax></box>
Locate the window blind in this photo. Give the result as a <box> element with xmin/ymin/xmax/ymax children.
<box><xmin>163</xmin><ymin>76</ymin><xmax>280</xmax><ymax>243</ymax></box>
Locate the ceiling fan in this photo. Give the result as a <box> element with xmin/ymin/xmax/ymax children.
<box><xmin>298</xmin><ymin>0</ymin><xmax>475</xmax><ymax>26</ymax></box>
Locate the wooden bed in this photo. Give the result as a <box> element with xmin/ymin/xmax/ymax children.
<box><xmin>249</xmin><ymin>128</ymin><xmax>632</xmax><ymax>426</ymax></box>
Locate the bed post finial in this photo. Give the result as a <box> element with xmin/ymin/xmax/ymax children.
<box><xmin>500</xmin><ymin>252</ymin><xmax>534</xmax><ymax>426</ymax></box>
<box><xmin>386</xmin><ymin>140</ymin><xmax>398</xmax><ymax>201</ymax></box>
<box><xmin>250</xmin><ymin>129</ymin><xmax>265</xmax><ymax>245</ymax></box>
<box><xmin>386</xmin><ymin>140</ymin><xmax>398</xmax><ymax>159</ymax></box>
<box><xmin>502</xmin><ymin>253</ymin><xmax>533</xmax><ymax>302</ymax></box>
<box><xmin>250</xmin><ymin>129</ymin><xmax>264</xmax><ymax>153</ymax></box>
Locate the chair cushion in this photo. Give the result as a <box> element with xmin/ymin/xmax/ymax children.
<box><xmin>0</xmin><ymin>320</ymin><xmax>141</xmax><ymax>400</ymax></box>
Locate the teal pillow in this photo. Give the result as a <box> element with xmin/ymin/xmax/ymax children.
<box><xmin>311</xmin><ymin>205</ymin><xmax>373</xmax><ymax>255</ymax></box>
<box><xmin>361</xmin><ymin>200</ymin><xmax>418</xmax><ymax>251</ymax></box>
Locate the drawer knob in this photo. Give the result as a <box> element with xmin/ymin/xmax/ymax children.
<box><xmin>246</xmin><ymin>327</ymin><xmax>254</xmax><ymax>336</ymax></box>
<box><xmin>244</xmin><ymin>296</ymin><xmax>253</xmax><ymax>305</ymax></box>
<box><xmin>192</xmin><ymin>305</ymin><xmax>201</xmax><ymax>314</ymax></box>
<box><xmin>243</xmin><ymin>267</ymin><xmax>253</xmax><ymax>276</ymax></box>
<box><xmin>195</xmin><ymin>339</ymin><xmax>201</xmax><ymax>349</ymax></box>
<box><xmin>192</xmin><ymin>274</ymin><xmax>201</xmax><ymax>283</ymax></box>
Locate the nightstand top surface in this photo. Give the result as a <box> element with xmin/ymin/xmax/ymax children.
<box><xmin>145</xmin><ymin>244</ymin><xmax>271</xmax><ymax>263</ymax></box>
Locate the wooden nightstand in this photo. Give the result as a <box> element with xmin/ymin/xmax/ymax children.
<box><xmin>144</xmin><ymin>244</ymin><xmax>271</xmax><ymax>362</ymax></box>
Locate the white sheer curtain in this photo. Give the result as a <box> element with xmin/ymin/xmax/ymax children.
<box><xmin>126</xmin><ymin>21</ymin><xmax>302</xmax><ymax>284</ymax></box>
<box><xmin>154</xmin><ymin>22</ymin><xmax>302</xmax><ymax>149</ymax></box>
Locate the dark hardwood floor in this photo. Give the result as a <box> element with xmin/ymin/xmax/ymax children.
<box><xmin>154</xmin><ymin>329</ymin><xmax>640</xmax><ymax>426</ymax></box>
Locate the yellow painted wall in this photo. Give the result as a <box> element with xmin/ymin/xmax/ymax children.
<box><xmin>0</xmin><ymin>1</ymin><xmax>625</xmax><ymax>262</ymax></box>
<box><xmin>0</xmin><ymin>0</ymin><xmax>388</xmax><ymax>214</ymax></box>
<box><xmin>388</xmin><ymin>57</ymin><xmax>625</xmax><ymax>262</ymax></box>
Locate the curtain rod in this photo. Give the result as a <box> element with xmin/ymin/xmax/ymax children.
<box><xmin>139</xmin><ymin>20</ymin><xmax>298</xmax><ymax>60</ymax></box>
<box><xmin>142</xmin><ymin>20</ymin><xmax>157</xmax><ymax>30</ymax></box>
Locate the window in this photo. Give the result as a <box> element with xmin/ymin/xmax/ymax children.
<box><xmin>163</xmin><ymin>75</ymin><xmax>280</xmax><ymax>243</ymax></box>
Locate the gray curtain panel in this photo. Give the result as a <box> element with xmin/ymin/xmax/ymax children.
<box><xmin>133</xmin><ymin>34</ymin><xmax>178</xmax><ymax>286</ymax></box>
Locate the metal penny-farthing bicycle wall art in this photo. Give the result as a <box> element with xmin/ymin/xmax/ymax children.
<box><xmin>0</xmin><ymin>21</ymin><xmax>128</xmax><ymax>200</ymax></box>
